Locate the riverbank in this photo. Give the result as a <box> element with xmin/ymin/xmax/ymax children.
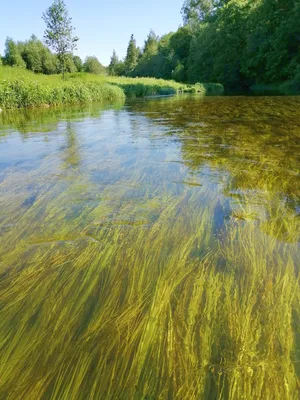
<box><xmin>0</xmin><ymin>66</ymin><xmax>224</xmax><ymax>109</ymax></box>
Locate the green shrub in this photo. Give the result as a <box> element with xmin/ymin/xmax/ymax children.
<box><xmin>83</xmin><ymin>56</ymin><xmax>106</xmax><ymax>75</ymax></box>
<box><xmin>113</xmin><ymin>82</ymin><xmax>177</xmax><ymax>97</ymax></box>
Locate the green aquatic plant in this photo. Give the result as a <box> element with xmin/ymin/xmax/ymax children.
<box><xmin>0</xmin><ymin>96</ymin><xmax>299</xmax><ymax>399</ymax></box>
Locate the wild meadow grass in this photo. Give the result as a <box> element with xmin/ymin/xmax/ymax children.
<box><xmin>0</xmin><ymin>96</ymin><xmax>299</xmax><ymax>399</ymax></box>
<box><xmin>0</xmin><ymin>66</ymin><xmax>224</xmax><ymax>109</ymax></box>
<box><xmin>0</xmin><ymin>66</ymin><xmax>125</xmax><ymax>109</ymax></box>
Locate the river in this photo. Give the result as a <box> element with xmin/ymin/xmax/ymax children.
<box><xmin>0</xmin><ymin>95</ymin><xmax>299</xmax><ymax>399</ymax></box>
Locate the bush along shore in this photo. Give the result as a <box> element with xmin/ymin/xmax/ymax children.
<box><xmin>0</xmin><ymin>67</ymin><xmax>224</xmax><ymax>110</ymax></box>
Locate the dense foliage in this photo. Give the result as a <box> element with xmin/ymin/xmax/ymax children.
<box><xmin>107</xmin><ymin>0</ymin><xmax>300</xmax><ymax>91</ymax></box>
<box><xmin>124</xmin><ymin>35</ymin><xmax>139</xmax><ymax>75</ymax></box>
<box><xmin>83</xmin><ymin>56</ymin><xmax>106</xmax><ymax>75</ymax></box>
<box><xmin>2</xmin><ymin>36</ymin><xmax>81</xmax><ymax>75</ymax></box>
<box><xmin>1</xmin><ymin>36</ymin><xmax>108</xmax><ymax>77</ymax></box>
<box><xmin>108</xmin><ymin>50</ymin><xmax>124</xmax><ymax>76</ymax></box>
<box><xmin>185</xmin><ymin>0</ymin><xmax>300</xmax><ymax>89</ymax></box>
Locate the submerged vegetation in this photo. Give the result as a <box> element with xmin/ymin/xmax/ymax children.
<box><xmin>0</xmin><ymin>96</ymin><xmax>299</xmax><ymax>399</ymax></box>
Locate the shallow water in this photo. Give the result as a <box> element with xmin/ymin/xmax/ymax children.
<box><xmin>0</xmin><ymin>96</ymin><xmax>299</xmax><ymax>399</ymax></box>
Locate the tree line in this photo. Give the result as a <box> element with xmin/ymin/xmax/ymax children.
<box><xmin>1</xmin><ymin>0</ymin><xmax>299</xmax><ymax>90</ymax></box>
<box><xmin>0</xmin><ymin>0</ymin><xmax>105</xmax><ymax>76</ymax></box>
<box><xmin>1</xmin><ymin>36</ymin><xmax>105</xmax><ymax>76</ymax></box>
<box><xmin>109</xmin><ymin>0</ymin><xmax>300</xmax><ymax>90</ymax></box>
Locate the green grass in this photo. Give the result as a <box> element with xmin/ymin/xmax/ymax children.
<box><xmin>0</xmin><ymin>67</ymin><xmax>125</xmax><ymax>109</ymax></box>
<box><xmin>68</xmin><ymin>73</ymin><xmax>224</xmax><ymax>97</ymax></box>
<box><xmin>0</xmin><ymin>66</ymin><xmax>224</xmax><ymax>109</ymax></box>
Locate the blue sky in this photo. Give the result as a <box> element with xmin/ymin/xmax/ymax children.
<box><xmin>0</xmin><ymin>0</ymin><xmax>184</xmax><ymax>66</ymax></box>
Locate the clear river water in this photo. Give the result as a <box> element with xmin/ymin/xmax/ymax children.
<box><xmin>0</xmin><ymin>95</ymin><xmax>299</xmax><ymax>399</ymax></box>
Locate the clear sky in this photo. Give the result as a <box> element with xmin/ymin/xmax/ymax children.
<box><xmin>0</xmin><ymin>0</ymin><xmax>184</xmax><ymax>66</ymax></box>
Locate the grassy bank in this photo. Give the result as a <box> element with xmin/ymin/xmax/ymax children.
<box><xmin>0</xmin><ymin>66</ymin><xmax>224</xmax><ymax>109</ymax></box>
<box><xmin>0</xmin><ymin>67</ymin><xmax>125</xmax><ymax>109</ymax></box>
<box><xmin>0</xmin><ymin>79</ymin><xmax>125</xmax><ymax>109</ymax></box>
<box><xmin>71</xmin><ymin>73</ymin><xmax>224</xmax><ymax>97</ymax></box>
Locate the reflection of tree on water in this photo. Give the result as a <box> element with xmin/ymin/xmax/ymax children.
<box><xmin>63</xmin><ymin>121</ymin><xmax>81</xmax><ymax>169</ymax></box>
<box><xmin>0</xmin><ymin>102</ymin><xmax>124</xmax><ymax>136</ymax></box>
<box><xmin>131</xmin><ymin>96</ymin><xmax>300</xmax><ymax>242</ymax></box>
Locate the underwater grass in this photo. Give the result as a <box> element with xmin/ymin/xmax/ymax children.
<box><xmin>0</xmin><ymin>96</ymin><xmax>299</xmax><ymax>399</ymax></box>
<box><xmin>0</xmin><ymin>166</ymin><xmax>298</xmax><ymax>399</ymax></box>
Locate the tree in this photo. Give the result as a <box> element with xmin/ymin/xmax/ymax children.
<box><xmin>3</xmin><ymin>37</ymin><xmax>26</xmax><ymax>68</ymax></box>
<box><xmin>132</xmin><ymin>32</ymin><xmax>178</xmax><ymax>80</ymax></box>
<box><xmin>143</xmin><ymin>30</ymin><xmax>159</xmax><ymax>57</ymax></box>
<box><xmin>73</xmin><ymin>55</ymin><xmax>83</xmax><ymax>72</ymax></box>
<box><xmin>181</xmin><ymin>0</ymin><xmax>229</xmax><ymax>24</ymax></box>
<box><xmin>170</xmin><ymin>26</ymin><xmax>193</xmax><ymax>61</ymax></box>
<box><xmin>21</xmin><ymin>35</ymin><xmax>50</xmax><ymax>73</ymax></box>
<box><xmin>186</xmin><ymin>1</ymin><xmax>249</xmax><ymax>87</ymax></box>
<box><xmin>241</xmin><ymin>0</ymin><xmax>300</xmax><ymax>84</ymax></box>
<box><xmin>108</xmin><ymin>50</ymin><xmax>126</xmax><ymax>76</ymax></box>
<box><xmin>64</xmin><ymin>54</ymin><xmax>77</xmax><ymax>72</ymax></box>
<box><xmin>114</xmin><ymin>60</ymin><xmax>126</xmax><ymax>76</ymax></box>
<box><xmin>42</xmin><ymin>0</ymin><xmax>78</xmax><ymax>79</ymax></box>
<box><xmin>108</xmin><ymin>50</ymin><xmax>120</xmax><ymax>75</ymax></box>
<box><xmin>2</xmin><ymin>34</ymin><xmax>58</xmax><ymax>74</ymax></box>
<box><xmin>125</xmin><ymin>34</ymin><xmax>138</xmax><ymax>75</ymax></box>
<box><xmin>42</xmin><ymin>51</ymin><xmax>59</xmax><ymax>74</ymax></box>
<box><xmin>83</xmin><ymin>56</ymin><xmax>106</xmax><ymax>74</ymax></box>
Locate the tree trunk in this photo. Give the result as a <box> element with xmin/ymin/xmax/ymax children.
<box><xmin>62</xmin><ymin>57</ymin><xmax>65</xmax><ymax>81</ymax></box>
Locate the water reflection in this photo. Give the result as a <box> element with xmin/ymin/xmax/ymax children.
<box><xmin>63</xmin><ymin>122</ymin><xmax>81</xmax><ymax>170</ymax></box>
<box><xmin>130</xmin><ymin>96</ymin><xmax>300</xmax><ymax>242</ymax></box>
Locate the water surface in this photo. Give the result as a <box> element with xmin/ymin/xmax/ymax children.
<box><xmin>0</xmin><ymin>96</ymin><xmax>299</xmax><ymax>399</ymax></box>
